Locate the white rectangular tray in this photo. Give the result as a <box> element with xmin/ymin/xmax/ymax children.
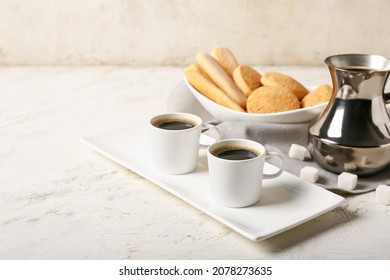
<box><xmin>81</xmin><ymin>121</ymin><xmax>344</xmax><ymax>241</ymax></box>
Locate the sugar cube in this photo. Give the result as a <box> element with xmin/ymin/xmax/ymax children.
<box><xmin>375</xmin><ymin>185</ymin><xmax>390</xmax><ymax>206</ymax></box>
<box><xmin>288</xmin><ymin>144</ymin><xmax>307</xmax><ymax>161</ymax></box>
<box><xmin>337</xmin><ymin>172</ymin><xmax>358</xmax><ymax>191</ymax></box>
<box><xmin>300</xmin><ymin>166</ymin><xmax>319</xmax><ymax>183</ymax></box>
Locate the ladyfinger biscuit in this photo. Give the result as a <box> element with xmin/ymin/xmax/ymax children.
<box><xmin>211</xmin><ymin>46</ymin><xmax>239</xmax><ymax>76</ymax></box>
<box><xmin>261</xmin><ymin>72</ymin><xmax>309</xmax><ymax>100</ymax></box>
<box><xmin>301</xmin><ymin>84</ymin><xmax>332</xmax><ymax>108</ymax></box>
<box><xmin>196</xmin><ymin>52</ymin><xmax>247</xmax><ymax>109</ymax></box>
<box><xmin>184</xmin><ymin>67</ymin><xmax>245</xmax><ymax>112</ymax></box>
<box><xmin>188</xmin><ymin>64</ymin><xmax>212</xmax><ymax>82</ymax></box>
<box><xmin>233</xmin><ymin>65</ymin><xmax>262</xmax><ymax>97</ymax></box>
<box><xmin>247</xmin><ymin>86</ymin><xmax>300</xmax><ymax>114</ymax></box>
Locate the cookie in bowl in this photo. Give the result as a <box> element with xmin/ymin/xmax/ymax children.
<box><xmin>301</xmin><ymin>84</ymin><xmax>332</xmax><ymax>108</ymax></box>
<box><xmin>261</xmin><ymin>72</ymin><xmax>309</xmax><ymax>100</ymax></box>
<box><xmin>210</xmin><ymin>46</ymin><xmax>239</xmax><ymax>76</ymax></box>
<box><xmin>247</xmin><ymin>86</ymin><xmax>300</xmax><ymax>114</ymax></box>
<box><xmin>184</xmin><ymin>66</ymin><xmax>245</xmax><ymax>112</ymax></box>
<box><xmin>233</xmin><ymin>65</ymin><xmax>262</xmax><ymax>97</ymax></box>
<box><xmin>196</xmin><ymin>52</ymin><xmax>247</xmax><ymax>109</ymax></box>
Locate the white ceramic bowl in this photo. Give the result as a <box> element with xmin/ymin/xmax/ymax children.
<box><xmin>183</xmin><ymin>76</ymin><xmax>327</xmax><ymax>123</ymax></box>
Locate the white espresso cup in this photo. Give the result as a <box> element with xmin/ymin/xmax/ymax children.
<box><xmin>150</xmin><ymin>112</ymin><xmax>215</xmax><ymax>174</ymax></box>
<box><xmin>207</xmin><ymin>139</ymin><xmax>285</xmax><ymax>208</ymax></box>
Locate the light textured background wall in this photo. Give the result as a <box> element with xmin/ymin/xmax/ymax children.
<box><xmin>0</xmin><ymin>0</ymin><xmax>389</xmax><ymax>66</ymax></box>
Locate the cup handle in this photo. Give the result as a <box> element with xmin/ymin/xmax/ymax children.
<box><xmin>199</xmin><ymin>122</ymin><xmax>221</xmax><ymax>148</ymax></box>
<box><xmin>263</xmin><ymin>151</ymin><xmax>285</xmax><ymax>179</ymax></box>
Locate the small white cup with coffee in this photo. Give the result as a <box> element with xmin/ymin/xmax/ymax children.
<box><xmin>207</xmin><ymin>139</ymin><xmax>284</xmax><ymax>208</ymax></box>
<box><xmin>150</xmin><ymin>112</ymin><xmax>215</xmax><ymax>175</ymax></box>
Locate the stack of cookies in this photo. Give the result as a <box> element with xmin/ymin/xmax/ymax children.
<box><xmin>184</xmin><ymin>46</ymin><xmax>332</xmax><ymax>114</ymax></box>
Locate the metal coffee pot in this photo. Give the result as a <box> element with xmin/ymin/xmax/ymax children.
<box><xmin>309</xmin><ymin>54</ymin><xmax>390</xmax><ymax>175</ymax></box>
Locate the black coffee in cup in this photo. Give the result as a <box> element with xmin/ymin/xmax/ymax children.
<box><xmin>158</xmin><ymin>121</ymin><xmax>194</xmax><ymax>130</ymax></box>
<box><xmin>152</xmin><ymin>118</ymin><xmax>197</xmax><ymax>130</ymax></box>
<box><xmin>213</xmin><ymin>145</ymin><xmax>260</xmax><ymax>160</ymax></box>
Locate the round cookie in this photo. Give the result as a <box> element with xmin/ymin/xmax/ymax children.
<box><xmin>247</xmin><ymin>86</ymin><xmax>300</xmax><ymax>114</ymax></box>
<box><xmin>301</xmin><ymin>84</ymin><xmax>332</xmax><ymax>107</ymax></box>
<box><xmin>233</xmin><ymin>65</ymin><xmax>262</xmax><ymax>97</ymax></box>
<box><xmin>261</xmin><ymin>72</ymin><xmax>308</xmax><ymax>100</ymax></box>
